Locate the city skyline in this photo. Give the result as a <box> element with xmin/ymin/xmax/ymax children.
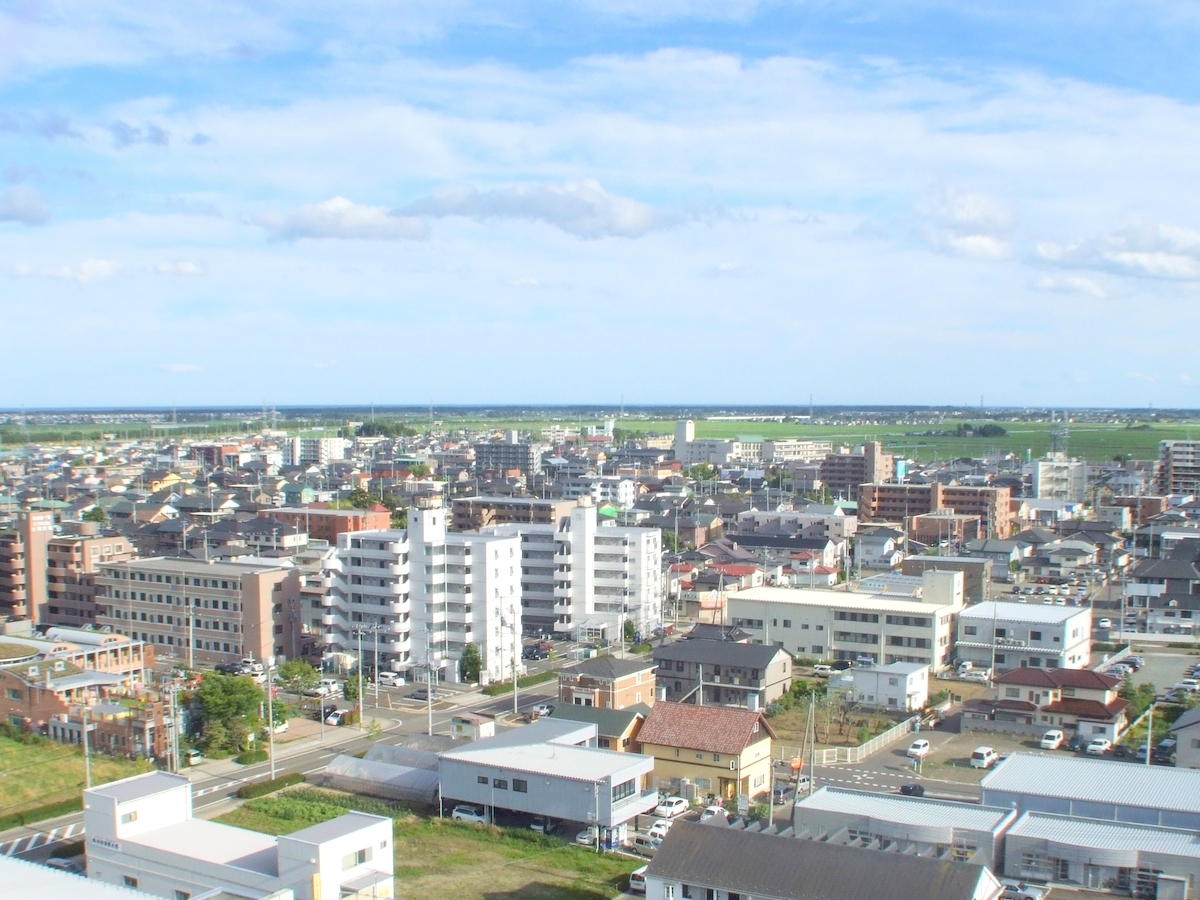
<box><xmin>2</xmin><ymin>3</ymin><xmax>1199</xmax><ymax>407</ymax></box>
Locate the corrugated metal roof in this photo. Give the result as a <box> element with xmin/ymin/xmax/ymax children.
<box><xmin>981</xmin><ymin>753</ymin><xmax>1200</xmax><ymax>814</ymax></box>
<box><xmin>1009</xmin><ymin>812</ymin><xmax>1200</xmax><ymax>858</ymax></box>
<box><xmin>442</xmin><ymin>740</ymin><xmax>653</xmax><ymax>781</ymax></box>
<box><xmin>795</xmin><ymin>786</ymin><xmax>1016</xmax><ymax>833</ymax></box>
<box><xmin>731</xmin><ymin>586</ymin><xmax>958</xmax><ymax>613</ymax></box>
<box><xmin>960</xmin><ymin>601</ymin><xmax>1085</xmax><ymax>624</ymax></box>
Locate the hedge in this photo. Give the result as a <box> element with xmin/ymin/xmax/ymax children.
<box><xmin>482</xmin><ymin>670</ymin><xmax>557</xmax><ymax>696</ymax></box>
<box><xmin>236</xmin><ymin>772</ymin><xmax>305</xmax><ymax>799</ymax></box>
<box><xmin>234</xmin><ymin>749</ymin><xmax>269</xmax><ymax>765</ymax></box>
<box><xmin>0</xmin><ymin>797</ymin><xmax>83</xmax><ymax>831</ymax></box>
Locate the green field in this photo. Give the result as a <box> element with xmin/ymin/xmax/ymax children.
<box><xmin>217</xmin><ymin>788</ymin><xmax>641</xmax><ymax>900</ymax></box>
<box><xmin>0</xmin><ymin>731</ymin><xmax>153</xmax><ymax>818</ymax></box>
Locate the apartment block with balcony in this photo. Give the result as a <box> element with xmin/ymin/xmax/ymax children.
<box><xmin>323</xmin><ymin>528</ymin><xmax>412</xmax><ymax>675</ymax></box>
<box><xmin>473</xmin><ymin>438</ymin><xmax>544</xmax><ymax>477</ymax></box>
<box><xmin>1159</xmin><ymin>440</ymin><xmax>1200</xmax><ymax>495</ymax></box>
<box><xmin>95</xmin><ymin>557</ymin><xmax>302</xmax><ymax>666</ymax></box>
<box><xmin>819</xmin><ymin>442</ymin><xmax>892</xmax><ymax>499</ymax></box>
<box><xmin>1032</xmin><ymin>453</ymin><xmax>1087</xmax><ymax>503</ymax></box>
<box><xmin>44</xmin><ymin>524</ymin><xmax>135</xmax><ymax>627</ymax></box>
<box><xmin>0</xmin><ymin>511</ymin><xmax>53</xmax><ymax>620</ymax></box>
<box><xmin>956</xmin><ymin>601</ymin><xmax>1092</xmax><ymax>672</ymax></box>
<box><xmin>859</xmin><ymin>482</ymin><xmax>1012</xmax><ymax>538</ymax></box>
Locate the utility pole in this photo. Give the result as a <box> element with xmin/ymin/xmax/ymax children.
<box><xmin>357</xmin><ymin>630</ymin><xmax>366</xmax><ymax>732</ymax></box>
<box><xmin>267</xmin><ymin>657</ymin><xmax>276</xmax><ymax>780</ymax></box>
<box><xmin>82</xmin><ymin>705</ymin><xmax>91</xmax><ymax>789</ymax></box>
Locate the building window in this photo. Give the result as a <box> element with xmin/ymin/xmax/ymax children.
<box><xmin>613</xmin><ymin>778</ymin><xmax>636</xmax><ymax>802</ymax></box>
<box><xmin>342</xmin><ymin>847</ymin><xmax>371</xmax><ymax>870</ymax></box>
<box><xmin>124</xmin><ymin>877</ymin><xmax>139</xmax><ymax>889</ymax></box>
<box><xmin>6</xmin><ymin>688</ymin><xmax>20</xmax><ymax>701</ymax></box>
<box><xmin>493</xmin><ymin>778</ymin><xmax>508</xmax><ymax>790</ymax></box>
<box><xmin>1030</xmin><ymin>631</ymin><xmax>1042</xmax><ymax>641</ymax></box>
<box><xmin>477</xmin><ymin>775</ymin><xmax>489</xmax><ymax>785</ymax></box>
<box><xmin>513</xmin><ymin>779</ymin><xmax>528</xmax><ymax>792</ymax></box>
<box><xmin>964</xmin><ymin>626</ymin><xmax>977</xmax><ymax>635</ymax></box>
<box><xmin>712</xmin><ymin>753</ymin><xmax>721</xmax><ymax>762</ymax></box>
<box><xmin>175</xmin><ymin>891</ymin><xmax>191</xmax><ymax>900</ymax></box>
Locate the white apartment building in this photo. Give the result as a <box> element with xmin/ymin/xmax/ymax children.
<box><xmin>290</xmin><ymin>436</ymin><xmax>347</xmax><ymax>467</ymax></box>
<box><xmin>407</xmin><ymin>503</ymin><xmax>522</xmax><ymax>684</ymax></box>
<box><xmin>1032</xmin><ymin>454</ymin><xmax>1087</xmax><ymax>503</ymax></box>
<box><xmin>761</xmin><ymin>439</ymin><xmax>833</xmax><ymax>463</ymax></box>
<box><xmin>562</xmin><ymin>475</ymin><xmax>638</xmax><ymax>509</ymax></box>
<box><xmin>956</xmin><ymin>601</ymin><xmax>1092</xmax><ymax>671</ymax></box>
<box><xmin>735</xmin><ymin>509</ymin><xmax>857</xmax><ymax>540</ymax></box>
<box><xmin>726</xmin><ymin>571</ymin><xmax>965</xmax><ymax>670</ymax></box>
<box><xmin>322</xmin><ymin>528</ymin><xmax>412</xmax><ymax>675</ymax></box>
<box><xmin>482</xmin><ymin>500</ymin><xmax>663</xmax><ymax>642</ymax></box>
<box><xmin>85</xmin><ymin>771</ymin><xmax>393</xmax><ymax>900</ymax></box>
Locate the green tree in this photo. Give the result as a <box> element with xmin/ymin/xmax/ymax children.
<box><xmin>82</xmin><ymin>506</ymin><xmax>108</xmax><ymax>524</ymax></box>
<box><xmin>661</xmin><ymin>530</ymin><xmax>681</xmax><ymax>554</ymax></box>
<box><xmin>460</xmin><ymin>644</ymin><xmax>482</xmax><ymax>684</ymax></box>
<box><xmin>276</xmin><ymin>659</ymin><xmax>319</xmax><ymax>704</ymax></box>
<box><xmin>623</xmin><ymin>619</ymin><xmax>636</xmax><ymax>643</ymax></box>
<box><xmin>407</xmin><ymin>463</ymin><xmax>431</xmax><ymax>478</ymax></box>
<box><xmin>1009</xmin><ymin>559</ymin><xmax>1022</xmax><ymax>574</ymax></box>
<box><xmin>346</xmin><ymin>488</ymin><xmax>378</xmax><ymax>509</ymax></box>
<box><xmin>390</xmin><ymin>508</ymin><xmax>408</xmax><ymax>529</ymax></box>
<box><xmin>197</xmin><ymin>672</ymin><xmax>264</xmax><ymax>723</ymax></box>
<box><xmin>687</xmin><ymin>464</ymin><xmax>718</xmax><ymax>482</ymax></box>
<box><xmin>342</xmin><ymin>671</ymin><xmax>361</xmax><ymax>703</ymax></box>
<box><xmin>365</xmin><ymin>718</ymin><xmax>384</xmax><ymax>741</ymax></box>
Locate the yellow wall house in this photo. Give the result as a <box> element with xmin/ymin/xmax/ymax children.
<box><xmin>637</xmin><ymin>701</ymin><xmax>776</xmax><ymax>802</ymax></box>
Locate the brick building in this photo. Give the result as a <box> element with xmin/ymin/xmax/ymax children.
<box><xmin>45</xmin><ymin>524</ymin><xmax>136</xmax><ymax>626</ymax></box>
<box><xmin>859</xmin><ymin>482</ymin><xmax>1012</xmax><ymax>538</ymax></box>
<box><xmin>267</xmin><ymin>506</ymin><xmax>391</xmax><ymax>544</ymax></box>
<box><xmin>557</xmin><ymin>655</ymin><xmax>657</xmax><ymax>709</ymax></box>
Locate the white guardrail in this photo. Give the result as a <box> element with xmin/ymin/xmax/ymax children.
<box><xmin>774</xmin><ymin>714</ymin><xmax>920</xmax><ymax>766</ymax></box>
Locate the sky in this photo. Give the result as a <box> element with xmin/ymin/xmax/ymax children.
<box><xmin>2</xmin><ymin>1</ymin><xmax>1200</xmax><ymax>409</ymax></box>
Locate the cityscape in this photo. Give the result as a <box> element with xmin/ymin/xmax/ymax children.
<box><xmin>4</xmin><ymin>3</ymin><xmax>1200</xmax><ymax>900</ymax></box>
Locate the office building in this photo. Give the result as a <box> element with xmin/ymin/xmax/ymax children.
<box><xmin>1159</xmin><ymin>440</ymin><xmax>1200</xmax><ymax>495</ymax></box>
<box><xmin>95</xmin><ymin>557</ymin><xmax>303</xmax><ymax>666</ymax></box>
<box><xmin>819</xmin><ymin>442</ymin><xmax>893</xmax><ymax>499</ymax></box>
<box><xmin>0</xmin><ymin>510</ymin><xmax>53</xmax><ymax>619</ymax></box>
<box><xmin>44</xmin><ymin>523</ymin><xmax>136</xmax><ymax>626</ymax></box>
<box><xmin>85</xmin><ymin>771</ymin><xmax>393</xmax><ymax>900</ymax></box>
<box><xmin>900</xmin><ymin>556</ymin><xmax>992</xmax><ymax>603</ymax></box>
<box><xmin>727</xmin><ymin>571</ymin><xmax>964</xmax><ymax>670</ymax></box>
<box><xmin>956</xmin><ymin>601</ymin><xmax>1091</xmax><ymax>671</ymax></box>
<box><xmin>859</xmin><ymin>483</ymin><xmax>1012</xmax><ymax>538</ymax></box>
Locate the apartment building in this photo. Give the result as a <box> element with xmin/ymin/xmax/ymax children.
<box><xmin>289</xmin><ymin>435</ymin><xmax>347</xmax><ymax>466</ymax></box>
<box><xmin>1159</xmin><ymin>440</ymin><xmax>1200</xmax><ymax>495</ymax></box>
<box><xmin>859</xmin><ymin>482</ymin><xmax>1012</xmax><ymax>538</ymax></box>
<box><xmin>451</xmin><ymin>496</ymin><xmax>575</xmax><ymax>530</ymax></box>
<box><xmin>819</xmin><ymin>442</ymin><xmax>893</xmax><ymax>499</ymax></box>
<box><xmin>735</xmin><ymin>509</ymin><xmax>857</xmax><ymax>541</ymax></box>
<box><xmin>761</xmin><ymin>439</ymin><xmax>833</xmax><ymax>463</ymax></box>
<box><xmin>1032</xmin><ymin>453</ymin><xmax>1087</xmax><ymax>502</ymax></box>
<box><xmin>269</xmin><ymin>505</ymin><xmax>390</xmax><ymax>544</ymax></box>
<box><xmin>727</xmin><ymin>571</ymin><xmax>964</xmax><ymax>670</ymax></box>
<box><xmin>44</xmin><ymin>523</ymin><xmax>136</xmax><ymax>626</ymax></box>
<box><xmin>956</xmin><ymin>601</ymin><xmax>1091</xmax><ymax>671</ymax></box>
<box><xmin>671</xmin><ymin>420</ymin><xmax>765</xmax><ymax>466</ymax></box>
<box><xmin>653</xmin><ymin>639</ymin><xmax>792</xmax><ymax>709</ymax></box>
<box><xmin>473</xmin><ymin>437</ymin><xmax>544</xmax><ymax>477</ymax></box>
<box><xmin>482</xmin><ymin>500</ymin><xmax>663</xmax><ymax>641</ymax></box>
<box><xmin>0</xmin><ymin>510</ymin><xmax>53</xmax><ymax>619</ymax></box>
<box><xmin>95</xmin><ymin>557</ymin><xmax>302</xmax><ymax>666</ymax></box>
<box><xmin>562</xmin><ymin>475</ymin><xmax>638</xmax><ymax>509</ymax></box>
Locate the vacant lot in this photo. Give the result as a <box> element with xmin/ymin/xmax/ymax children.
<box><xmin>0</xmin><ymin>732</ymin><xmax>152</xmax><ymax>816</ymax></box>
<box><xmin>217</xmin><ymin>788</ymin><xmax>641</xmax><ymax>900</ymax></box>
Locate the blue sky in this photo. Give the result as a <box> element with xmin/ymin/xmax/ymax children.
<box><xmin>2</xmin><ymin>1</ymin><xmax>1199</xmax><ymax>408</ymax></box>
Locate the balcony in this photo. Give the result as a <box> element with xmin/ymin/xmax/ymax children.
<box><xmin>610</xmin><ymin>788</ymin><xmax>659</xmax><ymax>824</ymax></box>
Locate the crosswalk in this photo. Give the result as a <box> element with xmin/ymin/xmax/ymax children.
<box><xmin>0</xmin><ymin>821</ymin><xmax>82</xmax><ymax>857</ymax></box>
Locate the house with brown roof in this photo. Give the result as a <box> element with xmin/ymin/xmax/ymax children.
<box><xmin>636</xmin><ymin>701</ymin><xmax>776</xmax><ymax>803</ymax></box>
<box><xmin>556</xmin><ymin>655</ymin><xmax>656</xmax><ymax>710</ymax></box>
<box><xmin>990</xmin><ymin>668</ymin><xmax>1129</xmax><ymax>742</ymax></box>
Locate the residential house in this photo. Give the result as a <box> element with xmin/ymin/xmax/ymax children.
<box><xmin>557</xmin><ymin>655</ymin><xmax>657</xmax><ymax>709</ymax></box>
<box><xmin>964</xmin><ymin>538</ymin><xmax>1028</xmax><ymax>570</ymax></box>
<box><xmin>636</xmin><ymin>701</ymin><xmax>776</xmax><ymax>802</ymax></box>
<box><xmin>652</xmin><ymin>639</ymin><xmax>792</xmax><ymax>709</ymax></box>
<box><xmin>550</xmin><ymin>703</ymin><xmax>650</xmax><ymax>751</ymax></box>
<box><xmin>856</xmin><ymin>527</ymin><xmax>904</xmax><ymax>570</ymax></box>
<box><xmin>850</xmin><ymin>661</ymin><xmax>929</xmax><ymax>712</ymax></box>
<box><xmin>991</xmin><ymin>668</ymin><xmax>1128</xmax><ymax>742</ymax></box>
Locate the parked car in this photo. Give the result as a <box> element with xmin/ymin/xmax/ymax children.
<box><xmin>812</xmin><ymin>664</ymin><xmax>834</xmax><ymax>677</ymax></box>
<box><xmin>698</xmin><ymin>805</ymin><xmax>727</xmax><ymax>823</ymax></box>
<box><xmin>970</xmin><ymin>747</ymin><xmax>999</xmax><ymax>769</ymax></box>
<box><xmin>1040</xmin><ymin>730</ymin><xmax>1064</xmax><ymax>750</ymax></box>
<box><xmin>1097</xmin><ymin>618</ymin><xmax>1112</xmax><ymax>629</ymax></box>
<box><xmin>1086</xmin><ymin>738</ymin><xmax>1112</xmax><ymax>756</ymax></box>
<box><xmin>1154</xmin><ymin>739</ymin><xmax>1178</xmax><ymax>764</ymax></box>
<box><xmin>43</xmin><ymin>858</ymin><xmax>84</xmax><ymax>875</ymax></box>
<box><xmin>576</xmin><ymin>825</ymin><xmax>599</xmax><ymax>845</ymax></box>
<box><xmin>215</xmin><ymin>662</ymin><xmax>245</xmax><ymax>675</ymax></box>
<box><xmin>1000</xmin><ymin>880</ymin><xmax>1049</xmax><ymax>900</ymax></box>
<box><xmin>1172</xmin><ymin>681</ymin><xmax>1200</xmax><ymax>694</ymax></box>
<box><xmin>907</xmin><ymin>739</ymin><xmax>931</xmax><ymax>759</ymax></box>
<box><xmin>962</xmin><ymin>669</ymin><xmax>991</xmax><ymax>683</ymax></box>
<box><xmin>899</xmin><ymin>782</ymin><xmax>925</xmax><ymax>797</ymax></box>
<box><xmin>184</xmin><ymin>748</ymin><xmax>203</xmax><ymax>766</ymax></box>
<box><xmin>409</xmin><ymin>687</ymin><xmax>437</xmax><ymax>701</ymax></box>
<box><xmin>1067</xmin><ymin>735</ymin><xmax>1084</xmax><ymax>752</ymax></box>
<box><xmin>377</xmin><ymin>672</ymin><xmax>404</xmax><ymax>686</ymax></box>
<box><xmin>648</xmin><ymin>819</ymin><xmax>674</xmax><ymax>841</ymax></box>
<box><xmin>304</xmin><ymin>678</ymin><xmax>341</xmax><ymax>698</ymax></box>
<box><xmin>772</xmin><ymin>784</ymin><xmax>796</xmax><ymax>805</ymax></box>
<box><xmin>629</xmin><ymin>864</ymin><xmax>649</xmax><ymax>895</ymax></box>
<box><xmin>655</xmin><ymin>796</ymin><xmax>689</xmax><ymax>818</ymax></box>
<box><xmin>324</xmin><ymin>708</ymin><xmax>351</xmax><ymax>726</ymax></box>
<box><xmin>451</xmin><ymin>805</ymin><xmax>490</xmax><ymax>825</ymax></box>
<box><xmin>315</xmin><ymin>703</ymin><xmax>337</xmax><ymax>722</ymax></box>
<box><xmin>532</xmin><ymin>703</ymin><xmax>555</xmax><ymax>718</ymax></box>
<box><xmin>522</xmin><ymin>646</ymin><xmax>550</xmax><ymax>661</ymax></box>
<box><xmin>629</xmin><ymin>834</ymin><xmax>659</xmax><ymax>857</ymax></box>
<box><xmin>529</xmin><ymin>815</ymin><xmax>556</xmax><ymax>834</ymax></box>
<box><xmin>1126</xmin><ymin>656</ymin><xmax>1145</xmax><ymax>669</ymax></box>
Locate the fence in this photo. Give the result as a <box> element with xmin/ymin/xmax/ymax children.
<box><xmin>774</xmin><ymin>715</ymin><xmax>919</xmax><ymax>766</ymax></box>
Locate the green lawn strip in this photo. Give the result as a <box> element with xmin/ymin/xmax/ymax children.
<box><xmin>482</xmin><ymin>670</ymin><xmax>558</xmax><ymax>696</ymax></box>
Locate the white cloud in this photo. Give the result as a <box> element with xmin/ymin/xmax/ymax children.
<box><xmin>153</xmin><ymin>261</ymin><xmax>203</xmax><ymax>275</ymax></box>
<box><xmin>0</xmin><ymin>185</ymin><xmax>50</xmax><ymax>225</ymax></box>
<box><xmin>1126</xmin><ymin>371</ymin><xmax>1157</xmax><ymax>383</ymax></box>
<box><xmin>403</xmin><ymin>180</ymin><xmax>664</xmax><ymax>239</ymax></box>
<box><xmin>1033</xmin><ymin>274</ymin><xmax>1107</xmax><ymax>298</ymax></box>
<box><xmin>255</xmin><ymin>197</ymin><xmax>429</xmax><ymax>241</ymax></box>
<box><xmin>919</xmin><ymin>187</ymin><xmax>1013</xmax><ymax>260</ymax></box>
<box><xmin>12</xmin><ymin>258</ymin><xmax>119</xmax><ymax>282</ymax></box>
<box><xmin>1038</xmin><ymin>222</ymin><xmax>1200</xmax><ymax>280</ymax></box>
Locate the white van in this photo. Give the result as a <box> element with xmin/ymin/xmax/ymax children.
<box><xmin>1040</xmin><ymin>730</ymin><xmax>1064</xmax><ymax>750</ymax></box>
<box><xmin>957</xmin><ymin>660</ymin><xmax>974</xmax><ymax>676</ymax></box>
<box><xmin>629</xmin><ymin>865</ymin><xmax>648</xmax><ymax>895</ymax></box>
<box><xmin>970</xmin><ymin>747</ymin><xmax>999</xmax><ymax>769</ymax></box>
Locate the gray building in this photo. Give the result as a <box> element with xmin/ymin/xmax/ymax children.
<box><xmin>652</xmin><ymin>639</ymin><xmax>792</xmax><ymax>709</ymax></box>
<box><xmin>792</xmin><ymin>787</ymin><xmax>1017</xmax><ymax>871</ymax></box>
<box><xmin>438</xmin><ymin>718</ymin><xmax>657</xmax><ymax>833</ymax></box>
<box><xmin>980</xmin><ymin>754</ymin><xmax>1200</xmax><ymax>830</ymax></box>
<box><xmin>901</xmin><ymin>556</ymin><xmax>993</xmax><ymax>602</ymax></box>
<box><xmin>1169</xmin><ymin>707</ymin><xmax>1200</xmax><ymax>770</ymax></box>
<box><xmin>473</xmin><ymin>439</ymin><xmax>544</xmax><ymax>477</ymax></box>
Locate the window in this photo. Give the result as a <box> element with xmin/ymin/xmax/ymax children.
<box><xmin>6</xmin><ymin>688</ymin><xmax>20</xmax><ymax>700</ymax></box>
<box><xmin>121</xmin><ymin>811</ymin><xmax>138</xmax><ymax>824</ymax></box>
<box><xmin>682</xmin><ymin>886</ymin><xmax>693</xmax><ymax>899</ymax></box>
<box><xmin>964</xmin><ymin>625</ymin><xmax>977</xmax><ymax>635</ymax></box>
<box><xmin>493</xmin><ymin>778</ymin><xmax>508</xmax><ymax>789</ymax></box>
<box><xmin>513</xmin><ymin>779</ymin><xmax>528</xmax><ymax>792</ymax></box>
<box><xmin>1030</xmin><ymin>631</ymin><xmax>1042</xmax><ymax>641</ymax></box>
<box><xmin>713</xmin><ymin>753</ymin><xmax>721</xmax><ymax>762</ymax></box>
<box><xmin>1005</xmin><ymin>688</ymin><xmax>1020</xmax><ymax>698</ymax></box>
<box><xmin>783</xmin><ymin>619</ymin><xmax>792</xmax><ymax>628</ymax></box>
<box><xmin>664</xmin><ymin>887</ymin><xmax>675</xmax><ymax>900</ymax></box>
<box><xmin>175</xmin><ymin>891</ymin><xmax>191</xmax><ymax>900</ymax></box>
<box><xmin>124</xmin><ymin>877</ymin><xmax>139</xmax><ymax>889</ymax></box>
<box><xmin>612</xmin><ymin>778</ymin><xmax>636</xmax><ymax>802</ymax></box>
<box><xmin>477</xmin><ymin>775</ymin><xmax>489</xmax><ymax>785</ymax></box>
<box><xmin>342</xmin><ymin>847</ymin><xmax>371</xmax><ymax>870</ymax></box>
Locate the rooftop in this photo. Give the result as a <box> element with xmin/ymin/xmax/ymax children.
<box><xmin>285</xmin><ymin>811</ymin><xmax>391</xmax><ymax>845</ymax></box>
<box><xmin>549</xmin><ymin>702</ymin><xmax>650</xmax><ymax>736</ymax></box>
<box><xmin>129</xmin><ymin>818</ymin><xmax>279</xmax><ymax>876</ymax></box>
<box><xmin>794</xmin><ymin>786</ymin><xmax>1017</xmax><ymax>833</ymax></box>
<box><xmin>1008</xmin><ymin>811</ymin><xmax>1200</xmax><ymax>858</ymax></box>
<box><xmin>980</xmin><ymin>753</ymin><xmax>1200</xmax><ymax>815</ymax></box>
<box><xmin>960</xmin><ymin>601</ymin><xmax>1088</xmax><ymax>624</ymax></box>
<box><xmin>86</xmin><ymin>771</ymin><xmax>190</xmax><ymax>804</ymax></box>
<box><xmin>100</xmin><ymin>556</ymin><xmax>287</xmax><ymax>575</ymax></box>
<box><xmin>637</xmin><ymin>702</ymin><xmax>776</xmax><ymax>756</ymax></box>
<box><xmin>561</xmin><ymin>655</ymin><xmax>656</xmax><ymax>681</ymax></box>
<box><xmin>730</xmin><ymin>585</ymin><xmax>958</xmax><ymax>612</ymax></box>
<box><xmin>441</xmin><ymin>739</ymin><xmax>651</xmax><ymax>782</ymax></box>
<box><xmin>995</xmin><ymin>668</ymin><xmax>1118</xmax><ymax>691</ymax></box>
<box><xmin>2</xmin><ymin>854</ymin><xmax>153</xmax><ymax>900</ymax></box>
<box><xmin>653</xmin><ymin>639</ymin><xmax>785</xmax><ymax>668</ymax></box>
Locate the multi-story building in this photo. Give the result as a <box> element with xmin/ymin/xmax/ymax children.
<box><xmin>734</xmin><ymin>509</ymin><xmax>857</xmax><ymax>541</ymax></box>
<box><xmin>482</xmin><ymin>500</ymin><xmax>663</xmax><ymax>641</ymax></box>
<box><xmin>761</xmin><ymin>439</ymin><xmax>833</xmax><ymax>463</ymax></box>
<box><xmin>819</xmin><ymin>442</ymin><xmax>893</xmax><ymax>499</ymax></box>
<box><xmin>269</xmin><ymin>505</ymin><xmax>391</xmax><ymax>544</ymax></box>
<box><xmin>653</xmin><ymin>639</ymin><xmax>792</xmax><ymax>709</ymax></box>
<box><xmin>859</xmin><ymin>482</ymin><xmax>1012</xmax><ymax>538</ymax></box>
<box><xmin>95</xmin><ymin>557</ymin><xmax>302</xmax><ymax>666</ymax></box>
<box><xmin>451</xmin><ymin>496</ymin><xmax>575</xmax><ymax>531</ymax></box>
<box><xmin>956</xmin><ymin>601</ymin><xmax>1091</xmax><ymax>671</ymax></box>
<box><xmin>321</xmin><ymin>528</ymin><xmax>411</xmax><ymax>675</ymax></box>
<box><xmin>990</xmin><ymin>667</ymin><xmax>1125</xmax><ymax>741</ymax></box>
<box><xmin>671</xmin><ymin>420</ymin><xmax>768</xmax><ymax>466</ymax></box>
<box><xmin>44</xmin><ymin>523</ymin><xmax>136</xmax><ymax>626</ymax></box>
<box><xmin>727</xmin><ymin>570</ymin><xmax>964</xmax><ymax>670</ymax></box>
<box><xmin>563</xmin><ymin>475</ymin><xmax>638</xmax><ymax>509</ymax></box>
<box><xmin>557</xmin><ymin>655</ymin><xmax>657</xmax><ymax>709</ymax></box>
<box><xmin>473</xmin><ymin>436</ymin><xmax>544</xmax><ymax>477</ymax></box>
<box><xmin>1032</xmin><ymin>453</ymin><xmax>1087</xmax><ymax>502</ymax></box>
<box><xmin>0</xmin><ymin>511</ymin><xmax>53</xmax><ymax>619</ymax></box>
<box><xmin>1159</xmin><ymin>440</ymin><xmax>1200</xmax><ymax>495</ymax></box>
<box><xmin>289</xmin><ymin>435</ymin><xmax>347</xmax><ymax>466</ymax></box>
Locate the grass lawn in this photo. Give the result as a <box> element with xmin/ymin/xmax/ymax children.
<box><xmin>216</xmin><ymin>788</ymin><xmax>641</xmax><ymax>900</ymax></box>
<box><xmin>0</xmin><ymin>732</ymin><xmax>153</xmax><ymax>816</ymax></box>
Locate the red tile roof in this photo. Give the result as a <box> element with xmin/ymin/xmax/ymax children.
<box><xmin>995</xmin><ymin>668</ymin><xmax>1119</xmax><ymax>691</ymax></box>
<box><xmin>636</xmin><ymin>701</ymin><xmax>776</xmax><ymax>756</ymax></box>
<box><xmin>1042</xmin><ymin>697</ymin><xmax>1130</xmax><ymax>721</ymax></box>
